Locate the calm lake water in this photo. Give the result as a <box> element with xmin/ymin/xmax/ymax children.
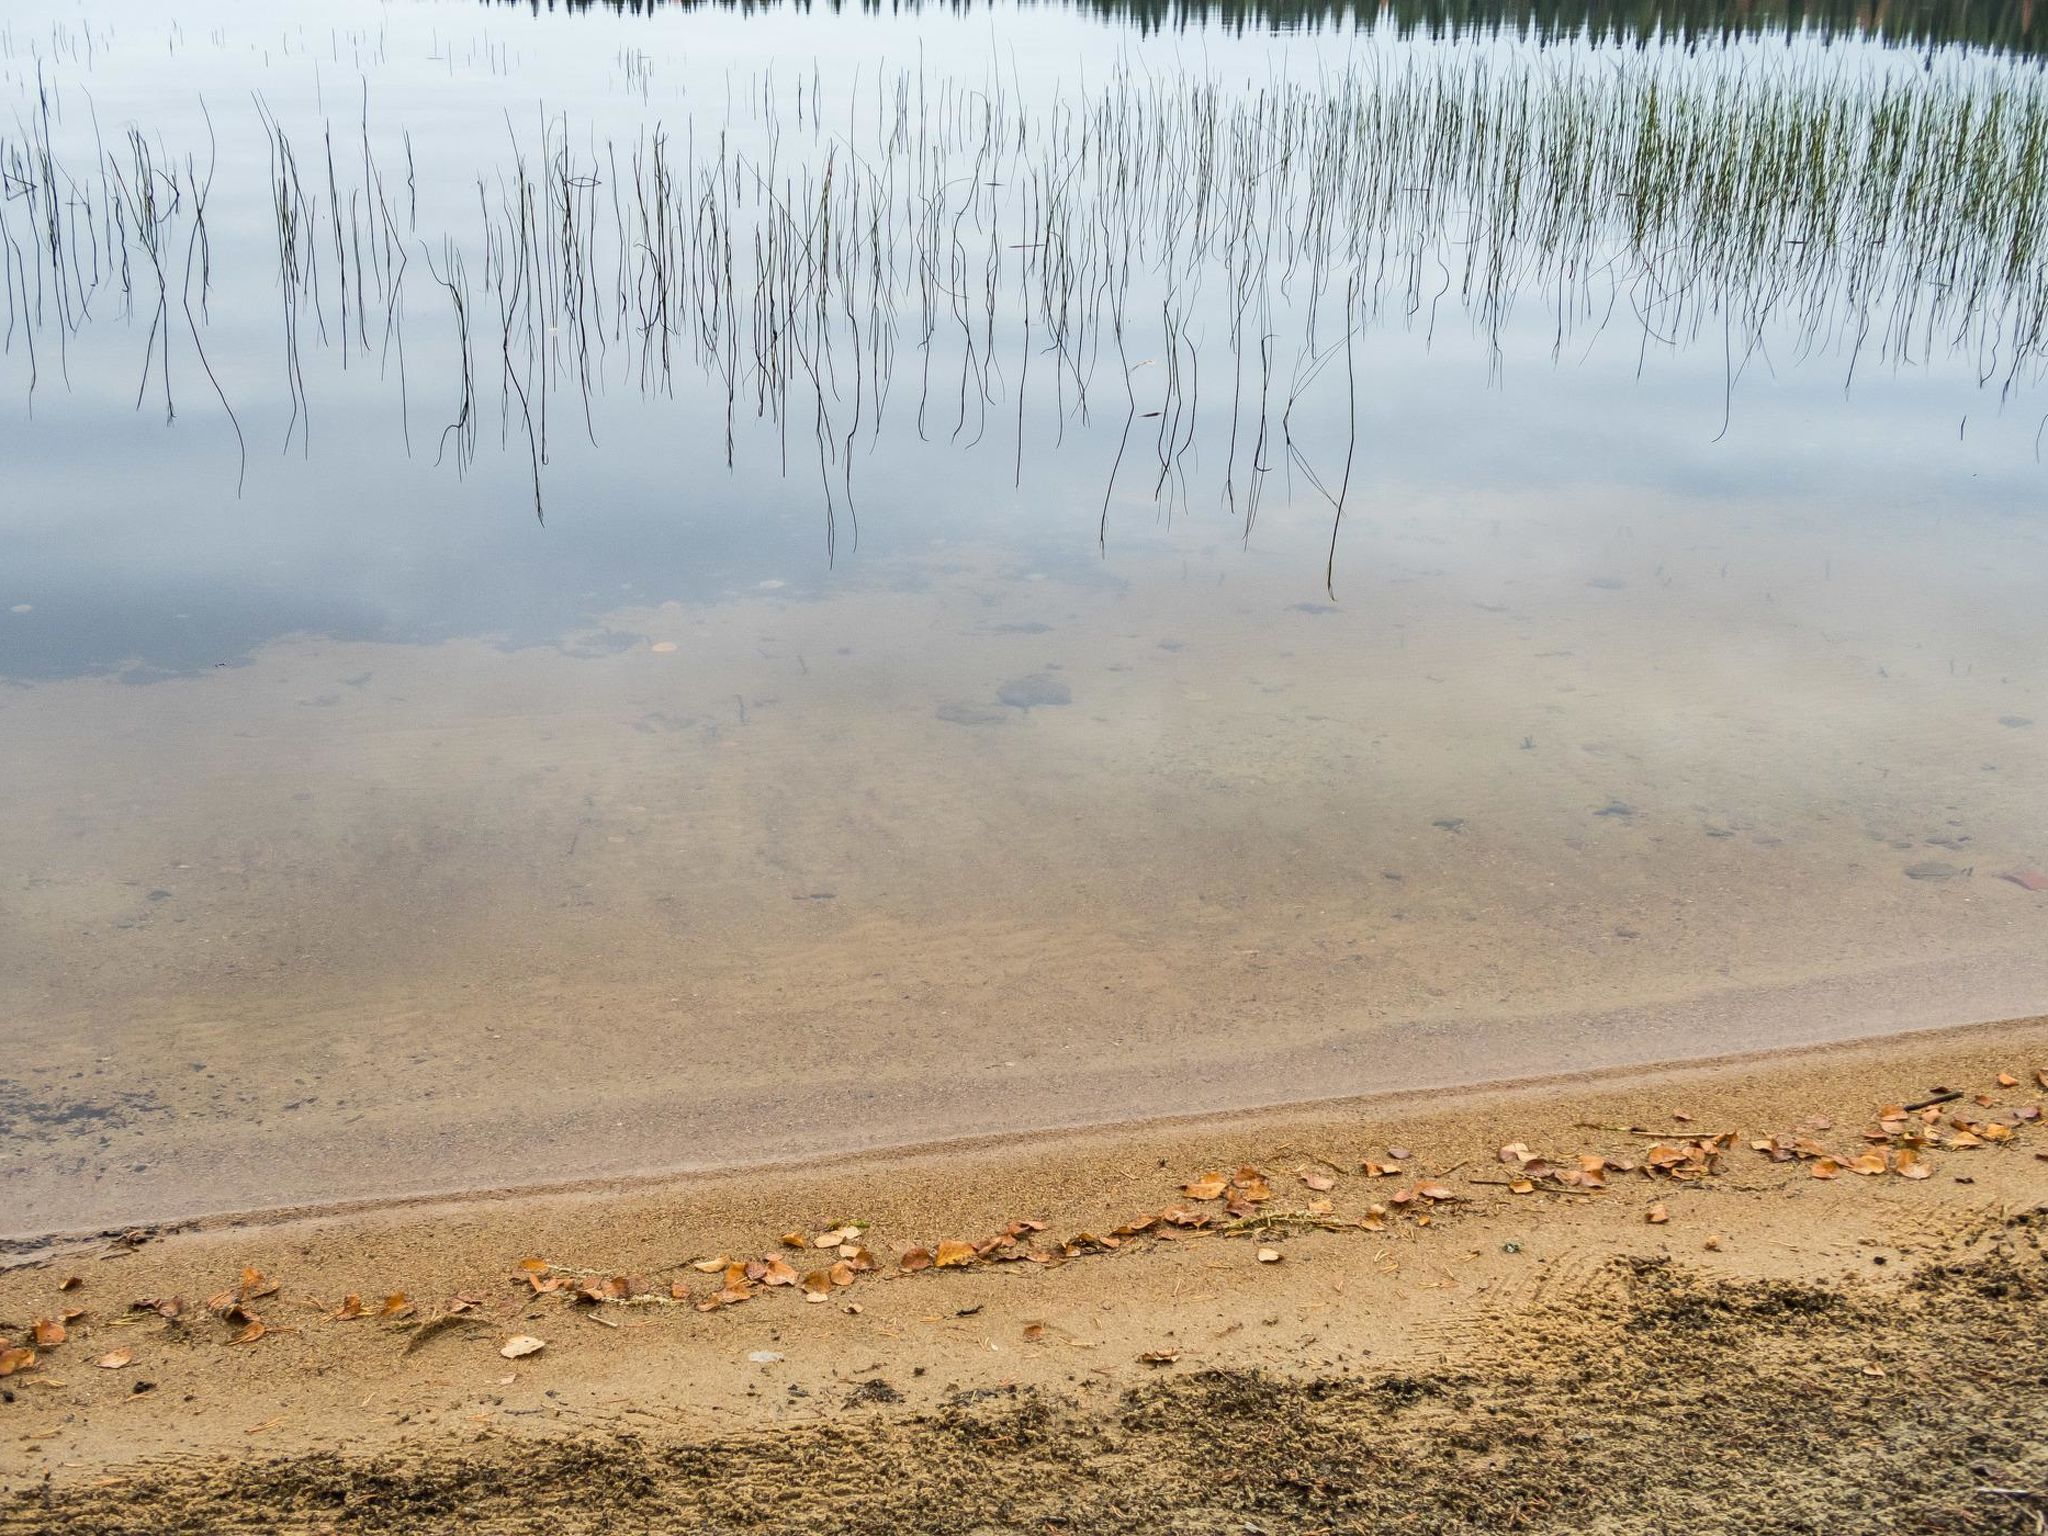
<box><xmin>3</xmin><ymin>0</ymin><xmax>2046</xmax><ymax>1236</ymax></box>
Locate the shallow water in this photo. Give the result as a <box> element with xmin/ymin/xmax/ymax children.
<box><xmin>2</xmin><ymin>0</ymin><xmax>2045</xmax><ymax>1235</ymax></box>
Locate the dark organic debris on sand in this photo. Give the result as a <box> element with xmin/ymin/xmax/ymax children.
<box><xmin>11</xmin><ymin>1219</ymin><xmax>2044</xmax><ymax>1536</ymax></box>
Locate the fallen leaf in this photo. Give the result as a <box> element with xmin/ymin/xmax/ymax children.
<box><xmin>669</xmin><ymin>1281</ymin><xmax>690</xmax><ymax>1302</ymax></box>
<box><xmin>1811</xmin><ymin>1158</ymin><xmax>1843</xmax><ymax>1179</ymax></box>
<box><xmin>1386</xmin><ymin>1146</ymin><xmax>1412</xmax><ymax>1162</ymax></box>
<box><xmin>761</xmin><ymin>1259</ymin><xmax>799</xmax><ymax>1287</ymax></box>
<box><xmin>1256</xmin><ymin>1248</ymin><xmax>1282</xmax><ymax>1264</ymax></box>
<box><xmin>1139</xmin><ymin>1349</ymin><xmax>1180</xmax><ymax>1365</ymax></box>
<box><xmin>1646</xmin><ymin>1203</ymin><xmax>1669</xmax><ymax>1225</ymax></box>
<box><xmin>900</xmin><ymin>1248</ymin><xmax>933</xmax><ymax>1273</ymax></box>
<box><xmin>1416</xmin><ymin>1184</ymin><xmax>1460</xmax><ymax>1203</ymax></box>
<box><xmin>231</xmin><ymin>1321</ymin><xmax>266</xmax><ymax>1345</ymax></box>
<box><xmin>1182</xmin><ymin>1173</ymin><xmax>1228</xmax><ymax>1200</ymax></box>
<box><xmin>1510</xmin><ymin>1179</ymin><xmax>1535</xmax><ymax>1195</ymax></box>
<box><xmin>0</xmin><ymin>1347</ymin><xmax>35</xmax><ymax>1376</ymax></box>
<box><xmin>240</xmin><ymin>1268</ymin><xmax>279</xmax><ymax>1301</ymax></box>
<box><xmin>1894</xmin><ymin>1148</ymin><xmax>1932</xmax><ymax>1180</ymax></box>
<box><xmin>933</xmin><ymin>1241</ymin><xmax>976</xmax><ymax>1269</ymax></box>
<box><xmin>1301</xmin><ymin>1172</ymin><xmax>1336</xmax><ymax>1192</ymax></box>
<box><xmin>95</xmin><ymin>1350</ymin><xmax>133</xmax><ymax>1370</ymax></box>
<box><xmin>1998</xmin><ymin>1072</ymin><xmax>2020</xmax><ymax>1088</ymax></box>
<box><xmin>691</xmin><ymin>1256</ymin><xmax>730</xmax><ymax>1274</ymax></box>
<box><xmin>379</xmin><ymin>1294</ymin><xmax>415</xmax><ymax>1320</ymax></box>
<box><xmin>32</xmin><ymin>1319</ymin><xmax>65</xmax><ymax>1348</ymax></box>
<box><xmin>1847</xmin><ymin>1150</ymin><xmax>1889</xmax><ymax>1176</ymax></box>
<box><xmin>59</xmin><ymin>1277</ymin><xmax>82</xmax><ymax>1293</ymax></box>
<box><xmin>1704</xmin><ymin>1235</ymin><xmax>1723</xmax><ymax>1252</ymax></box>
<box><xmin>801</xmin><ymin>1270</ymin><xmax>833</xmax><ymax>1298</ymax></box>
<box><xmin>332</xmin><ymin>1294</ymin><xmax>364</xmax><ymax>1321</ymax></box>
<box><xmin>1022</xmin><ymin>1324</ymin><xmax>1046</xmax><ymax>1343</ymax></box>
<box><xmin>1998</xmin><ymin>869</ymin><xmax>2048</xmax><ymax>892</ymax></box>
<box><xmin>499</xmin><ymin>1335</ymin><xmax>546</xmax><ymax>1359</ymax></box>
<box><xmin>780</xmin><ymin>1231</ymin><xmax>808</xmax><ymax>1250</ymax></box>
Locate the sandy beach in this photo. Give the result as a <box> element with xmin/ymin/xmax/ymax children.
<box><xmin>3</xmin><ymin>1016</ymin><xmax>2044</xmax><ymax>1533</ymax></box>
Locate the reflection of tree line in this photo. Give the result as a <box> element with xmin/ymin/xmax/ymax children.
<box><xmin>489</xmin><ymin>0</ymin><xmax>2046</xmax><ymax>53</ymax></box>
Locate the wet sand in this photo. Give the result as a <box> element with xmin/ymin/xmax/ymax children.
<box><xmin>1</xmin><ymin>1017</ymin><xmax>2043</xmax><ymax>1532</ymax></box>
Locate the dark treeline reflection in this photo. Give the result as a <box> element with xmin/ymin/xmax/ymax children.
<box><xmin>487</xmin><ymin>0</ymin><xmax>2048</xmax><ymax>53</ymax></box>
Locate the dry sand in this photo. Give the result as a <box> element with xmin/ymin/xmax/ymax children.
<box><xmin>2</xmin><ymin>1017</ymin><xmax>2046</xmax><ymax>1532</ymax></box>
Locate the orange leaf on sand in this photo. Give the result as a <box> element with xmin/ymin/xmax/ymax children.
<box><xmin>32</xmin><ymin>1319</ymin><xmax>65</xmax><ymax>1348</ymax></box>
<box><xmin>332</xmin><ymin>1295</ymin><xmax>364</xmax><ymax>1321</ymax></box>
<box><xmin>380</xmin><ymin>1294</ymin><xmax>415</xmax><ymax>1320</ymax></box>
<box><xmin>669</xmin><ymin>1282</ymin><xmax>691</xmax><ymax>1302</ymax></box>
<box><xmin>1182</xmin><ymin>1173</ymin><xmax>1228</xmax><ymax>1201</ymax></box>
<box><xmin>517</xmin><ymin>1259</ymin><xmax>549</xmax><ymax>1275</ymax></box>
<box><xmin>1416</xmin><ymin>1184</ymin><xmax>1459</xmax><ymax>1203</ymax></box>
<box><xmin>899</xmin><ymin>1248</ymin><xmax>933</xmax><ymax>1273</ymax></box>
<box><xmin>0</xmin><ymin>1348</ymin><xmax>35</xmax><ymax>1376</ymax></box>
<box><xmin>1646</xmin><ymin>1203</ymin><xmax>1670</xmax><ymax>1225</ymax></box>
<box><xmin>1301</xmin><ymin>1172</ymin><xmax>1336</xmax><ymax>1192</ymax></box>
<box><xmin>934</xmin><ymin>1240</ymin><xmax>977</xmax><ymax>1268</ymax></box>
<box><xmin>1894</xmin><ymin>1148</ymin><xmax>1932</xmax><ymax>1179</ymax></box>
<box><xmin>59</xmin><ymin>1277</ymin><xmax>82</xmax><ymax>1293</ymax></box>
<box><xmin>761</xmin><ymin>1259</ymin><xmax>799</xmax><ymax>1287</ymax></box>
<box><xmin>691</xmin><ymin>1256</ymin><xmax>730</xmax><ymax>1273</ymax></box>
<box><xmin>781</xmin><ymin>1232</ymin><xmax>808</xmax><ymax>1250</ymax></box>
<box><xmin>1847</xmin><ymin>1150</ymin><xmax>1889</xmax><ymax>1176</ymax></box>
<box><xmin>500</xmin><ymin>1336</ymin><xmax>546</xmax><ymax>1359</ymax></box>
<box><xmin>1811</xmin><ymin>1158</ymin><xmax>1843</xmax><ymax>1179</ymax></box>
<box><xmin>231</xmin><ymin>1321</ymin><xmax>266</xmax><ymax>1345</ymax></box>
<box><xmin>240</xmin><ymin>1268</ymin><xmax>279</xmax><ymax>1300</ymax></box>
<box><xmin>96</xmin><ymin>1350</ymin><xmax>133</xmax><ymax>1370</ymax></box>
<box><xmin>801</xmin><ymin>1271</ymin><xmax>833</xmax><ymax>1301</ymax></box>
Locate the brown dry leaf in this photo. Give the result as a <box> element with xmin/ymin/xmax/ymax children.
<box><xmin>1895</xmin><ymin>1148</ymin><xmax>1932</xmax><ymax>1180</ymax></box>
<box><xmin>1811</xmin><ymin>1158</ymin><xmax>1843</xmax><ymax>1179</ymax></box>
<box><xmin>0</xmin><ymin>1347</ymin><xmax>35</xmax><ymax>1377</ymax></box>
<box><xmin>801</xmin><ymin>1270</ymin><xmax>834</xmax><ymax>1300</ymax></box>
<box><xmin>934</xmin><ymin>1240</ymin><xmax>976</xmax><ymax>1269</ymax></box>
<box><xmin>1021</xmin><ymin>1323</ymin><xmax>1046</xmax><ymax>1343</ymax></box>
<box><xmin>845</xmin><ymin>1247</ymin><xmax>877</xmax><ymax>1273</ymax></box>
<box><xmin>1232</xmin><ymin>1169</ymin><xmax>1274</xmax><ymax>1203</ymax></box>
<box><xmin>900</xmin><ymin>1248</ymin><xmax>933</xmax><ymax>1273</ymax></box>
<box><xmin>691</xmin><ymin>1256</ymin><xmax>730</xmax><ymax>1274</ymax></box>
<box><xmin>1416</xmin><ymin>1183</ymin><xmax>1460</xmax><ymax>1203</ymax></box>
<box><xmin>1139</xmin><ymin>1349</ymin><xmax>1180</xmax><ymax>1365</ymax></box>
<box><xmin>32</xmin><ymin>1318</ymin><xmax>65</xmax><ymax>1348</ymax></box>
<box><xmin>240</xmin><ymin>1268</ymin><xmax>279</xmax><ymax>1301</ymax></box>
<box><xmin>1646</xmin><ymin>1203</ymin><xmax>1670</xmax><ymax>1225</ymax></box>
<box><xmin>1847</xmin><ymin>1150</ymin><xmax>1889</xmax><ymax>1176</ymax></box>
<box><xmin>60</xmin><ymin>1307</ymin><xmax>85</xmax><ymax>1323</ymax></box>
<box><xmin>1360</xmin><ymin>1160</ymin><xmax>1403</xmax><ymax>1178</ymax></box>
<box><xmin>379</xmin><ymin>1293</ymin><xmax>415</xmax><ymax>1320</ymax></box>
<box><xmin>1510</xmin><ymin>1179</ymin><xmax>1536</xmax><ymax>1195</ymax></box>
<box><xmin>95</xmin><ymin>1350</ymin><xmax>133</xmax><ymax>1370</ymax></box>
<box><xmin>1386</xmin><ymin>1146</ymin><xmax>1413</xmax><ymax>1161</ymax></box>
<box><xmin>669</xmin><ymin>1281</ymin><xmax>690</xmax><ymax>1302</ymax></box>
<box><xmin>500</xmin><ymin>1335</ymin><xmax>546</xmax><ymax>1359</ymax></box>
<box><xmin>1704</xmin><ymin>1235</ymin><xmax>1723</xmax><ymax>1252</ymax></box>
<box><xmin>332</xmin><ymin>1294</ymin><xmax>364</xmax><ymax>1321</ymax></box>
<box><xmin>1301</xmin><ymin>1172</ymin><xmax>1336</xmax><ymax>1192</ymax></box>
<box><xmin>59</xmin><ymin>1276</ymin><xmax>82</xmax><ymax>1293</ymax></box>
<box><xmin>2035</xmin><ymin>1068</ymin><xmax>2048</xmax><ymax>1091</ymax></box>
<box><xmin>517</xmin><ymin>1258</ymin><xmax>549</xmax><ymax>1275</ymax></box>
<box><xmin>780</xmin><ymin>1232</ymin><xmax>808</xmax><ymax>1250</ymax></box>
<box><xmin>1256</xmin><ymin>1247</ymin><xmax>1282</xmax><ymax>1264</ymax></box>
<box><xmin>829</xmin><ymin>1261</ymin><xmax>856</xmax><ymax>1288</ymax></box>
<box><xmin>231</xmin><ymin>1321</ymin><xmax>266</xmax><ymax>1345</ymax></box>
<box><xmin>761</xmin><ymin>1259</ymin><xmax>799</xmax><ymax>1288</ymax></box>
<box><xmin>1998</xmin><ymin>1072</ymin><xmax>2020</xmax><ymax>1088</ymax></box>
<box><xmin>1182</xmin><ymin>1173</ymin><xmax>1228</xmax><ymax>1200</ymax></box>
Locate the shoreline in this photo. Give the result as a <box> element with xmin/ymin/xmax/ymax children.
<box><xmin>11</xmin><ymin>998</ymin><xmax>2047</xmax><ymax>1252</ymax></box>
<box><xmin>3</xmin><ymin>1015</ymin><xmax>2045</xmax><ymax>1530</ymax></box>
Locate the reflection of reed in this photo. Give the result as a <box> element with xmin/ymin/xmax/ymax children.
<box><xmin>5</xmin><ymin>45</ymin><xmax>2048</xmax><ymax>581</ymax></box>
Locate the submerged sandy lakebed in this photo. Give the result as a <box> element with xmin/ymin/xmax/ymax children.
<box><xmin>1</xmin><ymin>1017</ymin><xmax>2044</xmax><ymax>1533</ymax></box>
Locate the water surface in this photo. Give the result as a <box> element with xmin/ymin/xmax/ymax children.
<box><xmin>3</xmin><ymin>0</ymin><xmax>2045</xmax><ymax>1234</ymax></box>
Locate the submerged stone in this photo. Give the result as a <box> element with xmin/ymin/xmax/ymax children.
<box><xmin>997</xmin><ymin>674</ymin><xmax>1071</xmax><ymax>710</ymax></box>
